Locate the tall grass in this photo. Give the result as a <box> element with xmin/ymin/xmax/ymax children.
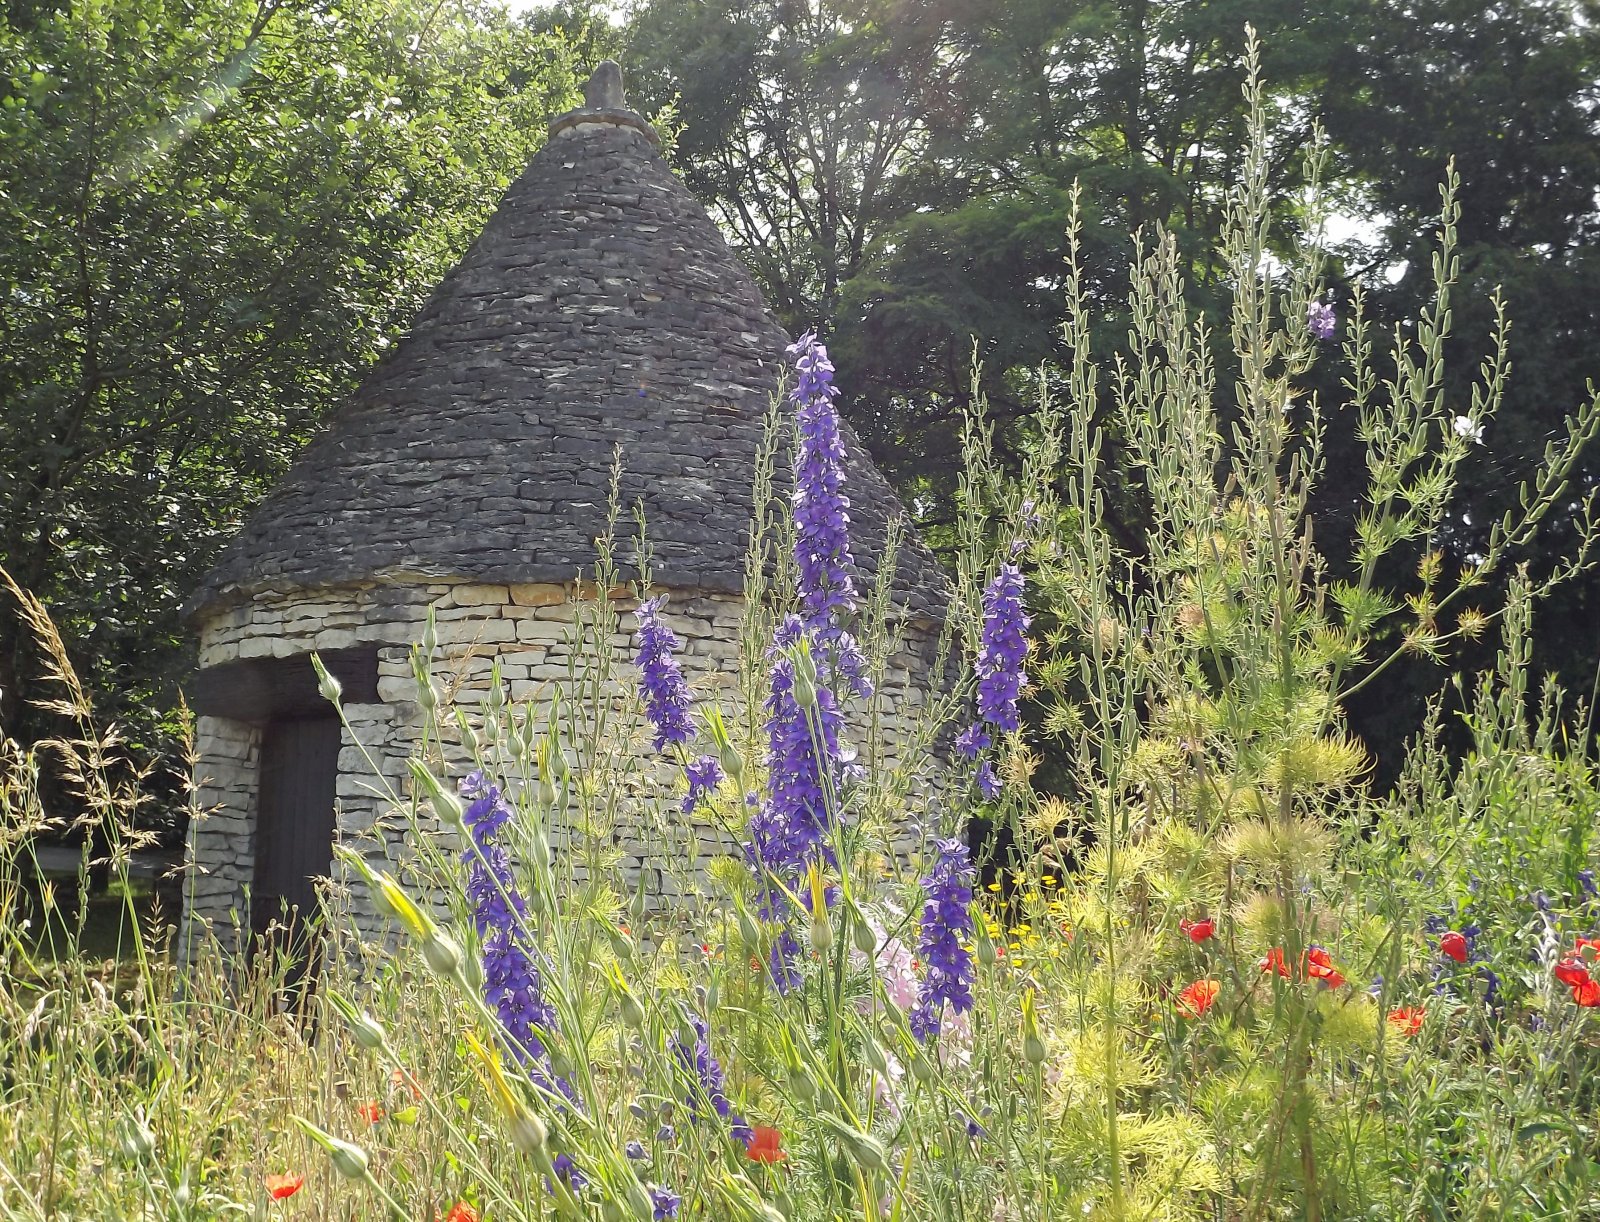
<box><xmin>3</xmin><ymin>35</ymin><xmax>1599</xmax><ymax>1221</ymax></box>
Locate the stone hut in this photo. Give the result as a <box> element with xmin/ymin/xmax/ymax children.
<box><xmin>179</xmin><ymin>63</ymin><xmax>949</xmax><ymax>959</ymax></box>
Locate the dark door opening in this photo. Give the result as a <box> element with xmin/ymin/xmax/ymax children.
<box><xmin>252</xmin><ymin>714</ymin><xmax>341</xmax><ymax>989</ymax></box>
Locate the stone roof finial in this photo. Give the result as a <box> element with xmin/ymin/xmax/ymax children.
<box><xmin>583</xmin><ymin>60</ymin><xmax>626</xmax><ymax>110</ymax></box>
<box><xmin>549</xmin><ymin>59</ymin><xmax>657</xmax><ymax>145</ymax></box>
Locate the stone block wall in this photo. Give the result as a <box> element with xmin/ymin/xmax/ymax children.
<box><xmin>181</xmin><ymin>577</ymin><xmax>945</xmax><ymax>955</ymax></box>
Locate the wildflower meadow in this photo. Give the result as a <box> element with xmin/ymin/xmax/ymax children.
<box><xmin>5</xmin><ymin>46</ymin><xmax>1600</xmax><ymax>1222</ymax></box>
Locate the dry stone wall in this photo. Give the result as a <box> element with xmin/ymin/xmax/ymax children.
<box><xmin>181</xmin><ymin>578</ymin><xmax>944</xmax><ymax>957</ymax></box>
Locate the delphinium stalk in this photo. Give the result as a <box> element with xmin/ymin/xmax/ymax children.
<box><xmin>960</xmin><ymin>562</ymin><xmax>1030</xmax><ymax>799</ymax></box>
<box><xmin>670</xmin><ymin>1008</ymin><xmax>755</xmax><ymax>1147</ymax></box>
<box><xmin>786</xmin><ymin>330</ymin><xmax>870</xmax><ymax>697</ymax></box>
<box><xmin>746</xmin><ymin>622</ymin><xmax>846</xmax><ymax>987</ymax></box>
<box><xmin>910</xmin><ymin>837</ymin><xmax>977</xmax><ymax>1043</ymax></box>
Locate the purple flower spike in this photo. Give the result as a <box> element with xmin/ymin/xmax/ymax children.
<box><xmin>955</xmin><ymin>724</ymin><xmax>991</xmax><ymax>760</ymax></box>
<box><xmin>910</xmin><ymin>837</ymin><xmax>977</xmax><ymax>1041</ymax></box>
<box><xmin>747</xmin><ymin>619</ymin><xmax>845</xmax><ymax>884</ymax></box>
<box><xmin>787</xmin><ymin>331</ymin><xmax>870</xmax><ymax>697</ymax></box>
<box><xmin>1307</xmin><ymin>300</ymin><xmax>1336</xmax><ymax>340</ymax></box>
<box><xmin>460</xmin><ymin>773</ymin><xmax>560</xmax><ymax>1066</ymax></box>
<box><xmin>976</xmin><ymin>565</ymin><xmax>1029</xmax><ymax>733</ymax></box>
<box><xmin>671</xmin><ymin>1009</ymin><xmax>752</xmax><ymax>1146</ymax></box>
<box><xmin>635</xmin><ymin>597</ymin><xmax>694</xmax><ymax>752</ymax></box>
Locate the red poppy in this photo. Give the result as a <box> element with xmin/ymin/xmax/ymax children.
<box><xmin>1576</xmin><ymin>936</ymin><xmax>1600</xmax><ymax>954</ymax></box>
<box><xmin>1386</xmin><ymin>1006</ymin><xmax>1425</xmax><ymax>1036</ymax></box>
<box><xmin>1572</xmin><ymin>977</ymin><xmax>1600</xmax><ymax>1007</ymax></box>
<box><xmin>265</xmin><ymin>1174</ymin><xmax>304</xmax><ymax>1201</ymax></box>
<box><xmin>1175</xmin><ymin>979</ymin><xmax>1220</xmax><ymax>1017</ymax></box>
<box><xmin>436</xmin><ymin>1205</ymin><xmax>479</xmax><ymax>1222</ymax></box>
<box><xmin>1179</xmin><ymin>918</ymin><xmax>1215</xmax><ymax>943</ymax></box>
<box><xmin>1258</xmin><ymin>948</ymin><xmax>1291</xmax><ymax>977</ymax></box>
<box><xmin>1305</xmin><ymin>946</ymin><xmax>1346</xmax><ymax>989</ymax></box>
<box><xmin>1438</xmin><ymin>931</ymin><xmax>1469</xmax><ymax>963</ymax></box>
<box><xmin>1554</xmin><ymin>957</ymin><xmax>1592</xmax><ymax>988</ymax></box>
<box><xmin>356</xmin><ymin>1101</ymin><xmax>383</xmax><ymax>1125</ymax></box>
<box><xmin>746</xmin><ymin>1125</ymin><xmax>787</xmax><ymax>1164</ymax></box>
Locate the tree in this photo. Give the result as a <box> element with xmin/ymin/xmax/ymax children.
<box><xmin>0</xmin><ymin>0</ymin><xmax>582</xmax><ymax>759</ymax></box>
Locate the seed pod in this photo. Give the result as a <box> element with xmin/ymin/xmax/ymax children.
<box><xmin>328</xmin><ymin>1135</ymin><xmax>370</xmax><ymax>1181</ymax></box>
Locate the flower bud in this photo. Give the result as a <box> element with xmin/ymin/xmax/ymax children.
<box><xmin>508</xmin><ymin>1108</ymin><xmax>548</xmax><ymax>1155</ymax></box>
<box><xmin>846</xmin><ymin>898</ymin><xmax>876</xmax><ymax>955</ymax></box>
<box><xmin>622</xmin><ymin>1177</ymin><xmax>655</xmax><ymax>1219</ymax></box>
<box><xmin>909</xmin><ymin>1051</ymin><xmax>934</xmax><ymax>1084</ymax></box>
<box><xmin>408</xmin><ymin>759</ymin><xmax>463</xmax><ymax>829</ymax></box>
<box><xmin>118</xmin><ymin>1112</ymin><xmax>156</xmax><ymax>1161</ymax></box>
<box><xmin>328</xmin><ymin>1136</ymin><xmax>370</xmax><ymax>1181</ymax></box>
<box><xmin>1021</xmin><ymin>989</ymin><xmax>1047</xmax><ymax>1065</ymax></box>
<box><xmin>737</xmin><ymin>907</ymin><xmax>763</xmax><ymax>951</ymax></box>
<box><xmin>808</xmin><ymin>910</ymin><xmax>833</xmax><ymax>956</ymax></box>
<box><xmin>600</xmin><ymin>1201</ymin><xmax>624</xmax><ymax>1222</ymax></box>
<box><xmin>821</xmin><ymin>1115</ymin><xmax>886</xmax><ymax>1171</ymax></box>
<box><xmin>861</xmin><ymin>1034</ymin><xmax>890</xmax><ymax>1077</ymax></box>
<box><xmin>792</xmin><ymin>667</ymin><xmax>818</xmax><ymax>710</ymax></box>
<box><xmin>975</xmin><ymin>921</ymin><xmax>997</xmax><ymax>967</ymax></box>
<box><xmin>788</xmin><ymin>1068</ymin><xmax>816</xmax><ymax>1102</ymax></box>
<box><xmin>347</xmin><ymin>1009</ymin><xmax>385</xmax><ymax>1051</ymax></box>
<box><xmin>421</xmin><ymin>928</ymin><xmax>464</xmax><ymax>980</ymax></box>
<box><xmin>312</xmin><ymin>655</ymin><xmax>342</xmax><ymax>706</ymax></box>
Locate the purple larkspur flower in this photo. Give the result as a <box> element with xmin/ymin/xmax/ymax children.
<box><xmin>747</xmin><ymin>620</ymin><xmax>845</xmax><ymax>886</ymax></box>
<box><xmin>975</xmin><ymin>760</ymin><xmax>1002</xmax><ymax>801</ymax></box>
<box><xmin>787</xmin><ymin>331</ymin><xmax>870</xmax><ymax>696</ymax></box>
<box><xmin>767</xmin><ymin>924</ymin><xmax>805</xmax><ymax>993</ymax></box>
<box><xmin>1307</xmin><ymin>300</ymin><xmax>1336</xmax><ymax>340</ymax></box>
<box><xmin>550</xmin><ymin>1153</ymin><xmax>586</xmax><ymax>1192</ymax></box>
<box><xmin>955</xmin><ymin>724</ymin><xmax>991</xmax><ymax>760</ymax></box>
<box><xmin>460</xmin><ymin>773</ymin><xmax>559</xmax><ymax>1065</ymax></box>
<box><xmin>683</xmin><ymin>754</ymin><xmax>724</xmax><ymax>815</ymax></box>
<box><xmin>650</xmin><ymin>1185</ymin><xmax>682</xmax><ymax>1219</ymax></box>
<box><xmin>670</xmin><ymin>1009</ymin><xmax>753</xmax><ymax>1146</ymax></box>
<box><xmin>625</xmin><ymin>1140</ymin><xmax>648</xmax><ymax>1161</ymax></box>
<box><xmin>911</xmin><ymin>837</ymin><xmax>977</xmax><ymax>1042</ymax></box>
<box><xmin>976</xmin><ymin>565</ymin><xmax>1029</xmax><ymax>733</ymax></box>
<box><xmin>1579</xmin><ymin>869</ymin><xmax>1598</xmax><ymax>900</ymax></box>
<box><xmin>635</xmin><ymin>596</ymin><xmax>694</xmax><ymax>752</ymax></box>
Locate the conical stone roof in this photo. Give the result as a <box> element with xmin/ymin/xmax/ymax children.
<box><xmin>186</xmin><ymin>65</ymin><xmax>948</xmax><ymax>624</ymax></box>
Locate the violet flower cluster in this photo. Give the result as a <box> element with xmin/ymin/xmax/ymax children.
<box><xmin>682</xmin><ymin>754</ymin><xmax>724</xmax><ymax>815</ymax></box>
<box><xmin>460</xmin><ymin>772</ymin><xmax>560</xmax><ymax>1066</ymax></box>
<box><xmin>911</xmin><ymin>837</ymin><xmax>977</xmax><ymax>1042</ymax></box>
<box><xmin>747</xmin><ymin>621</ymin><xmax>846</xmax><ymax>886</ymax></box>
<box><xmin>635</xmin><ymin>596</ymin><xmax>694</xmax><ymax>752</ymax></box>
<box><xmin>786</xmin><ymin>331</ymin><xmax>869</xmax><ymax>697</ymax></box>
<box><xmin>670</xmin><ymin>1008</ymin><xmax>753</xmax><ymax>1147</ymax></box>
<box><xmin>1307</xmin><ymin>299</ymin><xmax>1336</xmax><ymax>340</ymax></box>
<box><xmin>976</xmin><ymin>564</ymin><xmax>1028</xmax><ymax>732</ymax></box>
<box><xmin>956</xmin><ymin>563</ymin><xmax>1029</xmax><ymax>800</ymax></box>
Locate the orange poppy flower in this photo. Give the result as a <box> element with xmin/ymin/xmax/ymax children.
<box><xmin>1258</xmin><ymin>948</ymin><xmax>1290</xmax><ymax>977</ymax></box>
<box><xmin>356</xmin><ymin>1101</ymin><xmax>383</xmax><ymax>1125</ymax></box>
<box><xmin>265</xmin><ymin>1173</ymin><xmax>304</xmax><ymax>1201</ymax></box>
<box><xmin>1305</xmin><ymin>946</ymin><xmax>1345</xmax><ymax>989</ymax></box>
<box><xmin>1175</xmin><ymin>979</ymin><xmax>1220</xmax><ymax>1017</ymax></box>
<box><xmin>1386</xmin><ymin>1006</ymin><xmax>1425</xmax><ymax>1036</ymax></box>
<box><xmin>1554</xmin><ymin>957</ymin><xmax>1591</xmax><ymax>988</ymax></box>
<box><xmin>1179</xmin><ymin>918</ymin><xmax>1215</xmax><ymax>943</ymax></box>
<box><xmin>437</xmin><ymin>1204</ymin><xmax>479</xmax><ymax>1222</ymax></box>
<box><xmin>1438</xmin><ymin>930</ymin><xmax>1469</xmax><ymax>963</ymax></box>
<box><xmin>1572</xmin><ymin>977</ymin><xmax>1600</xmax><ymax>1007</ymax></box>
<box><xmin>746</xmin><ymin>1125</ymin><xmax>787</xmax><ymax>1164</ymax></box>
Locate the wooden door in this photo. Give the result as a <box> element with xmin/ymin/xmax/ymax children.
<box><xmin>252</xmin><ymin>715</ymin><xmax>341</xmax><ymax>978</ymax></box>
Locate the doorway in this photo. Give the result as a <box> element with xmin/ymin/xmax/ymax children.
<box><xmin>251</xmin><ymin>714</ymin><xmax>340</xmax><ymax>985</ymax></box>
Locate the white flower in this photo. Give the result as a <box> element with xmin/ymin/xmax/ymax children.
<box><xmin>1452</xmin><ymin>415</ymin><xmax>1484</xmax><ymax>445</ymax></box>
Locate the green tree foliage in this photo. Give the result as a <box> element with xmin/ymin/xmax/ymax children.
<box><xmin>624</xmin><ymin>0</ymin><xmax>1600</xmax><ymax>765</ymax></box>
<box><xmin>0</xmin><ymin>0</ymin><xmax>582</xmax><ymax>753</ymax></box>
